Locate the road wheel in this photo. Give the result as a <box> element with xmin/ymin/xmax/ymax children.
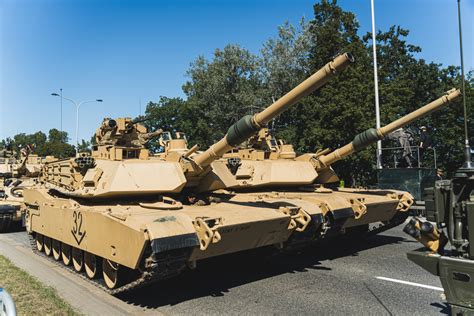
<box><xmin>102</xmin><ymin>259</ymin><xmax>125</xmax><ymax>289</ymax></box>
<box><xmin>35</xmin><ymin>233</ymin><xmax>44</xmax><ymax>252</ymax></box>
<box><xmin>61</xmin><ymin>244</ymin><xmax>72</xmax><ymax>266</ymax></box>
<box><xmin>72</xmin><ymin>247</ymin><xmax>84</xmax><ymax>272</ymax></box>
<box><xmin>52</xmin><ymin>239</ymin><xmax>61</xmax><ymax>261</ymax></box>
<box><xmin>84</xmin><ymin>252</ymin><xmax>102</xmax><ymax>279</ymax></box>
<box><xmin>44</xmin><ymin>237</ymin><xmax>53</xmax><ymax>256</ymax></box>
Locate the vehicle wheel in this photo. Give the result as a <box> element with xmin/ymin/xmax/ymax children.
<box><xmin>52</xmin><ymin>239</ymin><xmax>61</xmax><ymax>261</ymax></box>
<box><xmin>102</xmin><ymin>259</ymin><xmax>124</xmax><ymax>289</ymax></box>
<box><xmin>84</xmin><ymin>252</ymin><xmax>102</xmax><ymax>279</ymax></box>
<box><xmin>61</xmin><ymin>244</ymin><xmax>72</xmax><ymax>266</ymax></box>
<box><xmin>72</xmin><ymin>247</ymin><xmax>84</xmax><ymax>272</ymax></box>
<box><xmin>0</xmin><ymin>214</ymin><xmax>12</xmax><ymax>233</ymax></box>
<box><xmin>35</xmin><ymin>233</ymin><xmax>44</xmax><ymax>252</ymax></box>
<box><xmin>44</xmin><ymin>237</ymin><xmax>53</xmax><ymax>256</ymax></box>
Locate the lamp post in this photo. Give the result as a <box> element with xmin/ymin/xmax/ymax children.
<box><xmin>51</xmin><ymin>93</ymin><xmax>103</xmax><ymax>154</ymax></box>
<box><xmin>51</xmin><ymin>89</ymin><xmax>63</xmax><ymax>132</ymax></box>
<box><xmin>370</xmin><ymin>0</ymin><xmax>382</xmax><ymax>169</ymax></box>
<box><xmin>457</xmin><ymin>0</ymin><xmax>471</xmax><ymax>167</ymax></box>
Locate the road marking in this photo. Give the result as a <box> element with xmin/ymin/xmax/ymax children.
<box><xmin>376</xmin><ymin>276</ymin><xmax>444</xmax><ymax>291</ymax></box>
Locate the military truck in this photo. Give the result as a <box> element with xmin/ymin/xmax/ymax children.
<box><xmin>404</xmin><ymin>147</ymin><xmax>473</xmax><ymax>313</ymax></box>
<box><xmin>23</xmin><ymin>54</ymin><xmax>355</xmax><ymax>293</ymax></box>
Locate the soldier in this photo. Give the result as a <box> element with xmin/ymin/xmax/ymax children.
<box><xmin>388</xmin><ymin>128</ymin><xmax>414</xmax><ymax>168</ymax></box>
<box><xmin>419</xmin><ymin>126</ymin><xmax>433</xmax><ymax>166</ymax></box>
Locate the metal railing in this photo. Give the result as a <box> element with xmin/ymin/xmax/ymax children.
<box><xmin>380</xmin><ymin>146</ymin><xmax>437</xmax><ymax>169</ymax></box>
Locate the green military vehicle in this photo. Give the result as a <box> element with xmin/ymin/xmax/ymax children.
<box><xmin>404</xmin><ymin>147</ymin><xmax>474</xmax><ymax>313</ymax></box>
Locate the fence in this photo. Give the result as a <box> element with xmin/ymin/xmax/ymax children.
<box><xmin>380</xmin><ymin>146</ymin><xmax>437</xmax><ymax>169</ymax></box>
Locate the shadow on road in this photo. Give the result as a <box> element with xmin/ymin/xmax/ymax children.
<box><xmin>430</xmin><ymin>302</ymin><xmax>449</xmax><ymax>315</ymax></box>
<box><xmin>118</xmin><ymin>233</ymin><xmax>405</xmax><ymax>308</ymax></box>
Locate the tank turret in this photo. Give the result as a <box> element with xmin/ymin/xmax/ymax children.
<box><xmin>40</xmin><ymin>53</ymin><xmax>354</xmax><ymax>197</ymax></box>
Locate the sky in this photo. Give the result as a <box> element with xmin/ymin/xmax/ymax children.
<box><xmin>1</xmin><ymin>0</ymin><xmax>473</xmax><ymax>144</ymax></box>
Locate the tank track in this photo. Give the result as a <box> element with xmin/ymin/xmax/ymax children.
<box><xmin>28</xmin><ymin>233</ymin><xmax>190</xmax><ymax>295</ymax></box>
<box><xmin>367</xmin><ymin>212</ymin><xmax>409</xmax><ymax>237</ymax></box>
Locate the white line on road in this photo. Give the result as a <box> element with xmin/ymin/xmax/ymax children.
<box><xmin>376</xmin><ymin>276</ymin><xmax>444</xmax><ymax>291</ymax></box>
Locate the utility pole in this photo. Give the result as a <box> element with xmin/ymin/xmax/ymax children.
<box><xmin>457</xmin><ymin>0</ymin><xmax>471</xmax><ymax>167</ymax></box>
<box><xmin>371</xmin><ymin>0</ymin><xmax>382</xmax><ymax>169</ymax></box>
<box><xmin>60</xmin><ymin>88</ymin><xmax>63</xmax><ymax>132</ymax></box>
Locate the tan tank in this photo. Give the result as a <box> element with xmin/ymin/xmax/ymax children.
<box><xmin>222</xmin><ymin>88</ymin><xmax>461</xmax><ymax>242</ymax></box>
<box><xmin>23</xmin><ymin>53</ymin><xmax>354</xmax><ymax>294</ymax></box>
<box><xmin>0</xmin><ymin>146</ymin><xmax>55</xmax><ymax>232</ymax></box>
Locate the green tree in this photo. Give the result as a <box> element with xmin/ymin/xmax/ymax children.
<box><xmin>182</xmin><ymin>44</ymin><xmax>265</xmax><ymax>145</ymax></box>
<box><xmin>289</xmin><ymin>0</ymin><xmax>375</xmax><ymax>186</ymax></box>
<box><xmin>1</xmin><ymin>129</ymin><xmax>75</xmax><ymax>158</ymax></box>
<box><xmin>260</xmin><ymin>19</ymin><xmax>312</xmax><ymax>134</ymax></box>
<box><xmin>77</xmin><ymin>139</ymin><xmax>91</xmax><ymax>153</ymax></box>
<box><xmin>141</xmin><ymin>0</ymin><xmax>472</xmax><ymax>184</ymax></box>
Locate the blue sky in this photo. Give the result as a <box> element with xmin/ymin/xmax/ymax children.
<box><xmin>1</xmin><ymin>0</ymin><xmax>472</xmax><ymax>143</ymax></box>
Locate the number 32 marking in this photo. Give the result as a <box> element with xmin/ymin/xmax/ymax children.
<box><xmin>71</xmin><ymin>211</ymin><xmax>86</xmax><ymax>245</ymax></box>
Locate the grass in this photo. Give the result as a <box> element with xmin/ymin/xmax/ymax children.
<box><xmin>0</xmin><ymin>255</ymin><xmax>80</xmax><ymax>315</ymax></box>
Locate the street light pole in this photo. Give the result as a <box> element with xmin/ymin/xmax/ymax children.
<box><xmin>51</xmin><ymin>93</ymin><xmax>103</xmax><ymax>155</ymax></box>
<box><xmin>371</xmin><ymin>0</ymin><xmax>382</xmax><ymax>169</ymax></box>
<box><xmin>60</xmin><ymin>88</ymin><xmax>63</xmax><ymax>132</ymax></box>
<box><xmin>457</xmin><ymin>0</ymin><xmax>471</xmax><ymax>167</ymax></box>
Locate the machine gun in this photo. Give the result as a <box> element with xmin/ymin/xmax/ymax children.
<box><xmin>95</xmin><ymin>117</ymin><xmax>162</xmax><ymax>148</ymax></box>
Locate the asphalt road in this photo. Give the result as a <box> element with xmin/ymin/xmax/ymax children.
<box><xmin>0</xmin><ymin>226</ymin><xmax>447</xmax><ymax>315</ymax></box>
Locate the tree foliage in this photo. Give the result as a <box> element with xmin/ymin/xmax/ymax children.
<box><xmin>144</xmin><ymin>0</ymin><xmax>472</xmax><ymax>185</ymax></box>
<box><xmin>0</xmin><ymin>129</ymin><xmax>76</xmax><ymax>158</ymax></box>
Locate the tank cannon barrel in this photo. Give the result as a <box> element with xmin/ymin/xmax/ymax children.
<box><xmin>192</xmin><ymin>53</ymin><xmax>355</xmax><ymax>168</ymax></box>
<box><xmin>317</xmin><ymin>88</ymin><xmax>462</xmax><ymax>168</ymax></box>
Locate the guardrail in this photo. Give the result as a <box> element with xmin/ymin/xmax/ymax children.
<box><xmin>380</xmin><ymin>146</ymin><xmax>437</xmax><ymax>169</ymax></box>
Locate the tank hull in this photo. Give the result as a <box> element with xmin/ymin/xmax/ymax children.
<box><xmin>23</xmin><ymin>188</ymin><xmax>323</xmax><ymax>293</ymax></box>
<box><xmin>234</xmin><ymin>187</ymin><xmax>412</xmax><ymax>239</ymax></box>
<box><xmin>0</xmin><ymin>178</ymin><xmax>36</xmax><ymax>233</ymax></box>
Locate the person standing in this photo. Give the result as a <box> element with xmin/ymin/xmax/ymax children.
<box><xmin>436</xmin><ymin>168</ymin><xmax>444</xmax><ymax>180</ymax></box>
<box><xmin>388</xmin><ymin>128</ymin><xmax>414</xmax><ymax>167</ymax></box>
<box><xmin>419</xmin><ymin>126</ymin><xmax>433</xmax><ymax>166</ymax></box>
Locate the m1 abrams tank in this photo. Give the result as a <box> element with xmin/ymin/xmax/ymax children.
<box><xmin>23</xmin><ymin>53</ymin><xmax>354</xmax><ymax>294</ymax></box>
<box><xmin>0</xmin><ymin>146</ymin><xmax>55</xmax><ymax>232</ymax></box>
<box><xmin>222</xmin><ymin>89</ymin><xmax>461</xmax><ymax>243</ymax></box>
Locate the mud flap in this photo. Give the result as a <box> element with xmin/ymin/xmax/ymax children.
<box><xmin>150</xmin><ymin>234</ymin><xmax>199</xmax><ymax>253</ymax></box>
<box><xmin>146</xmin><ymin>213</ymin><xmax>199</xmax><ymax>254</ymax></box>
